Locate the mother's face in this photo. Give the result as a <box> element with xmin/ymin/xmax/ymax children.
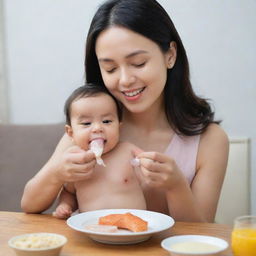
<box><xmin>95</xmin><ymin>26</ymin><xmax>176</xmax><ymax>114</ymax></box>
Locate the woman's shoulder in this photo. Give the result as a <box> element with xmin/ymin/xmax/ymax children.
<box><xmin>197</xmin><ymin>123</ymin><xmax>229</xmax><ymax>169</ymax></box>
<box><xmin>200</xmin><ymin>123</ymin><xmax>229</xmax><ymax>146</ymax></box>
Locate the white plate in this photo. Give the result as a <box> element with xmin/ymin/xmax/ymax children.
<box><xmin>161</xmin><ymin>235</ymin><xmax>229</xmax><ymax>255</ymax></box>
<box><xmin>67</xmin><ymin>209</ymin><xmax>174</xmax><ymax>244</ymax></box>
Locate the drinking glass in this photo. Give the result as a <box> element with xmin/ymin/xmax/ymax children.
<box><xmin>231</xmin><ymin>215</ymin><xmax>256</xmax><ymax>256</ymax></box>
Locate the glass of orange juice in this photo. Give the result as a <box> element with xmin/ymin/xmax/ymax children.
<box><xmin>231</xmin><ymin>215</ymin><xmax>256</xmax><ymax>256</ymax></box>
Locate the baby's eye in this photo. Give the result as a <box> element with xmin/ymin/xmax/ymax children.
<box><xmin>81</xmin><ymin>122</ymin><xmax>91</xmax><ymax>126</ymax></box>
<box><xmin>103</xmin><ymin>120</ymin><xmax>112</xmax><ymax>124</ymax></box>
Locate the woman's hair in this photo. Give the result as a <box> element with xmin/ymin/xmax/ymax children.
<box><xmin>85</xmin><ymin>0</ymin><xmax>219</xmax><ymax>136</ymax></box>
<box><xmin>64</xmin><ymin>83</ymin><xmax>122</xmax><ymax>125</ymax></box>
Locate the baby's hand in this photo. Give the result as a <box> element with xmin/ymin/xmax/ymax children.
<box><xmin>52</xmin><ymin>204</ymin><xmax>73</xmax><ymax>219</ymax></box>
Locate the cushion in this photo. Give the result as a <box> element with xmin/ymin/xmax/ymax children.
<box><xmin>0</xmin><ymin>123</ymin><xmax>64</xmax><ymax>212</ymax></box>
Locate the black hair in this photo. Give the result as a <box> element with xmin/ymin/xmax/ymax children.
<box><xmin>85</xmin><ymin>0</ymin><xmax>220</xmax><ymax>136</ymax></box>
<box><xmin>64</xmin><ymin>83</ymin><xmax>122</xmax><ymax>125</ymax></box>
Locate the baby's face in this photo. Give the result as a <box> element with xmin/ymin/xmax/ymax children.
<box><xmin>67</xmin><ymin>93</ymin><xmax>120</xmax><ymax>154</ymax></box>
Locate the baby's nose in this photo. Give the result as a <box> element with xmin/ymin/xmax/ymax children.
<box><xmin>92</xmin><ymin>122</ymin><xmax>103</xmax><ymax>132</ymax></box>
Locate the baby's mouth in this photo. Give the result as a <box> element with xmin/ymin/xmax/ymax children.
<box><xmin>90</xmin><ymin>137</ymin><xmax>106</xmax><ymax>142</ymax></box>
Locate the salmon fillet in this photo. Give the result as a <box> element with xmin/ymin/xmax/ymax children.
<box><xmin>98</xmin><ymin>214</ymin><xmax>123</xmax><ymax>226</ymax></box>
<box><xmin>98</xmin><ymin>212</ymin><xmax>148</xmax><ymax>232</ymax></box>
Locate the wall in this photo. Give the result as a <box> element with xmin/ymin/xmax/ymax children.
<box><xmin>0</xmin><ymin>0</ymin><xmax>9</xmax><ymax>123</ymax></box>
<box><xmin>2</xmin><ymin>0</ymin><xmax>256</xmax><ymax>214</ymax></box>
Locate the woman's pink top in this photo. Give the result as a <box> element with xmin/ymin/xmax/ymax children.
<box><xmin>165</xmin><ymin>134</ymin><xmax>200</xmax><ymax>184</ymax></box>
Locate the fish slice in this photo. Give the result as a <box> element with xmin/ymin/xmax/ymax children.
<box><xmin>90</xmin><ymin>139</ymin><xmax>106</xmax><ymax>167</ymax></box>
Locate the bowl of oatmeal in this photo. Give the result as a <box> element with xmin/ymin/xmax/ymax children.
<box><xmin>8</xmin><ymin>232</ymin><xmax>67</xmax><ymax>256</ymax></box>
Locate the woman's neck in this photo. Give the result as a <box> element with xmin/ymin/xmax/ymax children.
<box><xmin>120</xmin><ymin>101</ymin><xmax>174</xmax><ymax>152</ymax></box>
<box><xmin>122</xmin><ymin>101</ymin><xmax>170</xmax><ymax>134</ymax></box>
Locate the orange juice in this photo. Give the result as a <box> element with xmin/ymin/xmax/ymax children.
<box><xmin>231</xmin><ymin>228</ymin><xmax>256</xmax><ymax>256</ymax></box>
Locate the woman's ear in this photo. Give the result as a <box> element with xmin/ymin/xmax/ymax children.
<box><xmin>65</xmin><ymin>124</ymin><xmax>73</xmax><ymax>138</ymax></box>
<box><xmin>166</xmin><ymin>41</ymin><xmax>177</xmax><ymax>69</ymax></box>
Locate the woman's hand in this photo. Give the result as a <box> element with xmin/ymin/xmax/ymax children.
<box><xmin>136</xmin><ymin>151</ymin><xmax>186</xmax><ymax>190</ymax></box>
<box><xmin>53</xmin><ymin>145</ymin><xmax>97</xmax><ymax>183</ymax></box>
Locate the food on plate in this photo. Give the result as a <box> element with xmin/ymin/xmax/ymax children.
<box><xmin>99</xmin><ymin>214</ymin><xmax>123</xmax><ymax>225</ymax></box>
<box><xmin>99</xmin><ymin>212</ymin><xmax>148</xmax><ymax>232</ymax></box>
<box><xmin>89</xmin><ymin>139</ymin><xmax>106</xmax><ymax>167</ymax></box>
<box><xmin>85</xmin><ymin>224</ymin><xmax>118</xmax><ymax>233</ymax></box>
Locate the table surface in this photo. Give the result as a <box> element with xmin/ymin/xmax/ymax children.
<box><xmin>0</xmin><ymin>211</ymin><xmax>233</xmax><ymax>256</ymax></box>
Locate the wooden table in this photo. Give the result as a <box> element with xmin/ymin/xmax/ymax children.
<box><xmin>0</xmin><ymin>211</ymin><xmax>233</xmax><ymax>256</ymax></box>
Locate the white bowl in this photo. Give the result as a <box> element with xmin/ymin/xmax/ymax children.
<box><xmin>8</xmin><ymin>232</ymin><xmax>67</xmax><ymax>256</ymax></box>
<box><xmin>161</xmin><ymin>235</ymin><xmax>229</xmax><ymax>256</ymax></box>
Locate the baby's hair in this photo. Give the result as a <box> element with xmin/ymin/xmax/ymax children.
<box><xmin>64</xmin><ymin>83</ymin><xmax>122</xmax><ymax>125</ymax></box>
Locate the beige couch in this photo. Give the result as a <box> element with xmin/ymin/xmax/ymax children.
<box><xmin>0</xmin><ymin>123</ymin><xmax>64</xmax><ymax>212</ymax></box>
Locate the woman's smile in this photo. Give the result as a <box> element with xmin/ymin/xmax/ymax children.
<box><xmin>122</xmin><ymin>87</ymin><xmax>146</xmax><ymax>101</ymax></box>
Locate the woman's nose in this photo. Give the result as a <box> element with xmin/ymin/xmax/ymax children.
<box><xmin>119</xmin><ymin>67</ymin><xmax>136</xmax><ymax>87</ymax></box>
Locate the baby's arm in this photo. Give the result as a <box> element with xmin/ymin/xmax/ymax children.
<box><xmin>53</xmin><ymin>183</ymin><xmax>77</xmax><ymax>219</ymax></box>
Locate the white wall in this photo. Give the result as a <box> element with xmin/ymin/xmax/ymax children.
<box><xmin>3</xmin><ymin>0</ymin><xmax>256</xmax><ymax>214</ymax></box>
<box><xmin>0</xmin><ymin>0</ymin><xmax>9</xmax><ymax>123</ymax></box>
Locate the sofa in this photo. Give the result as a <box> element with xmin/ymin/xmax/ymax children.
<box><xmin>0</xmin><ymin>123</ymin><xmax>64</xmax><ymax>212</ymax></box>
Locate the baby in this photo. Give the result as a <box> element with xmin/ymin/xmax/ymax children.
<box><xmin>53</xmin><ymin>84</ymin><xmax>146</xmax><ymax>218</ymax></box>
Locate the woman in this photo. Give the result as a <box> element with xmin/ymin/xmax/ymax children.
<box><xmin>21</xmin><ymin>0</ymin><xmax>229</xmax><ymax>222</ymax></box>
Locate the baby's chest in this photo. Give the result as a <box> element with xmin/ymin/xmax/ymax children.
<box><xmin>100</xmin><ymin>147</ymin><xmax>136</xmax><ymax>181</ymax></box>
<box><xmin>98</xmin><ymin>161</ymin><xmax>136</xmax><ymax>184</ymax></box>
<box><xmin>76</xmin><ymin>160</ymin><xmax>136</xmax><ymax>190</ymax></box>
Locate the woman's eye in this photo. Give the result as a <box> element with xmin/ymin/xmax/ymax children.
<box><xmin>134</xmin><ymin>62</ymin><xmax>146</xmax><ymax>68</ymax></box>
<box><xmin>106</xmin><ymin>68</ymin><xmax>116</xmax><ymax>74</ymax></box>
<box><xmin>103</xmin><ymin>120</ymin><xmax>112</xmax><ymax>124</ymax></box>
